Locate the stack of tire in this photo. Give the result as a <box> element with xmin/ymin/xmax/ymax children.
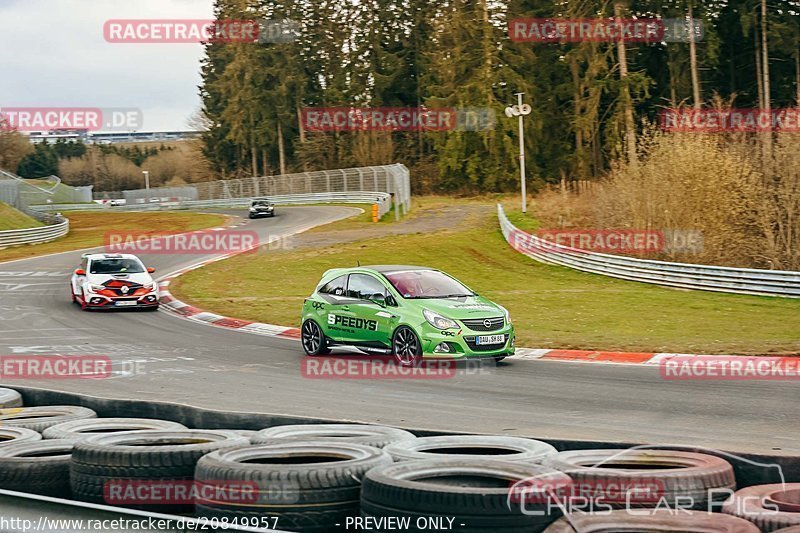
<box><xmin>537</xmin><ymin>448</ymin><xmax>771</xmax><ymax>532</ymax></box>
<box><xmin>722</xmin><ymin>483</ymin><xmax>800</xmax><ymax>531</ymax></box>
<box><xmin>221</xmin><ymin>428</ymin><xmax>567</xmax><ymax>532</ymax></box>
<box><xmin>70</xmin><ymin>430</ymin><xmax>249</xmax><ymax>513</ymax></box>
<box><xmin>0</xmin><ymin>396</ymin><xmax>98</xmax><ymax>497</ymax></box>
<box><xmin>193</xmin><ymin>424</ymin><xmax>410</xmax><ymax>532</ymax></box>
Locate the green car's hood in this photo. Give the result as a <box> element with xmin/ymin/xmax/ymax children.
<box><xmin>407</xmin><ymin>295</ymin><xmax>504</xmax><ymax>319</ymax></box>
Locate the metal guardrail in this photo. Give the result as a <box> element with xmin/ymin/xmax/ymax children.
<box><xmin>31</xmin><ymin>191</ymin><xmax>394</xmax><ymax>217</ymax></box>
<box><xmin>0</xmin><ymin>218</ymin><xmax>69</xmax><ymax>249</ymax></box>
<box><xmin>498</xmin><ymin>204</ymin><xmax>800</xmax><ymax>298</ymax></box>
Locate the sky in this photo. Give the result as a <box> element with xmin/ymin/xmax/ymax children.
<box><xmin>0</xmin><ymin>0</ymin><xmax>215</xmax><ymax>131</ymax></box>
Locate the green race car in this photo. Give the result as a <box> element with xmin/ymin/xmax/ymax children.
<box><xmin>301</xmin><ymin>265</ymin><xmax>515</xmax><ymax>366</ymax></box>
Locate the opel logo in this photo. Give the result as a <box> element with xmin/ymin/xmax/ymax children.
<box><xmin>483</xmin><ymin>319</ymin><xmax>492</xmax><ymax>329</ymax></box>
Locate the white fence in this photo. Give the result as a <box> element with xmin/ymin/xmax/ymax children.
<box><xmin>0</xmin><ymin>219</ymin><xmax>69</xmax><ymax>249</ymax></box>
<box><xmin>112</xmin><ymin>164</ymin><xmax>411</xmax><ymax>221</ymax></box>
<box><xmin>498</xmin><ymin>204</ymin><xmax>800</xmax><ymax>298</ymax></box>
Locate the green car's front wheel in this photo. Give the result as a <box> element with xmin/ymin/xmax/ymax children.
<box><xmin>302</xmin><ymin>320</ymin><xmax>331</xmax><ymax>356</ymax></box>
<box><xmin>393</xmin><ymin>326</ymin><xmax>422</xmax><ymax>367</ymax></box>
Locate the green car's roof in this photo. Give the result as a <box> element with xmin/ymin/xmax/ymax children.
<box><xmin>320</xmin><ymin>265</ymin><xmax>437</xmax><ymax>281</ymax></box>
<box><xmin>362</xmin><ymin>265</ymin><xmax>433</xmax><ymax>274</ymax></box>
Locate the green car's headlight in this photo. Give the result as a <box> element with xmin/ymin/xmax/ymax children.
<box><xmin>423</xmin><ymin>309</ymin><xmax>458</xmax><ymax>330</ymax></box>
<box><xmin>498</xmin><ymin>304</ymin><xmax>511</xmax><ymax>324</ymax></box>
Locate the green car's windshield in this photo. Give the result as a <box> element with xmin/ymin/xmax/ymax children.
<box><xmin>383</xmin><ymin>270</ymin><xmax>474</xmax><ymax>299</ymax></box>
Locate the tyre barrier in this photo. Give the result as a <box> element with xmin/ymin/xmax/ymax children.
<box><xmin>196</xmin><ymin>441</ymin><xmax>393</xmax><ymax>533</ymax></box>
<box><xmin>251</xmin><ymin>424</ymin><xmax>416</xmax><ymax>449</ymax></box>
<box><xmin>0</xmin><ymin>440</ymin><xmax>74</xmax><ymax>497</ymax></box>
<box><xmin>361</xmin><ymin>458</ymin><xmax>572</xmax><ymax>532</ymax></box>
<box><xmin>0</xmin><ymin>384</ymin><xmax>794</xmax><ymax>533</ymax></box>
<box><xmin>0</xmin><ymin>405</ymin><xmax>96</xmax><ymax>432</ymax></box>
<box><xmin>42</xmin><ymin>417</ymin><xmax>188</xmax><ymax>442</ymax></box>
<box><xmin>722</xmin><ymin>483</ymin><xmax>800</xmax><ymax>531</ymax></box>
<box><xmin>0</xmin><ymin>387</ymin><xmax>22</xmax><ymax>408</ymax></box>
<box><xmin>0</xmin><ymin>428</ymin><xmax>42</xmax><ymax>446</ymax></box>
<box><xmin>384</xmin><ymin>435</ymin><xmax>557</xmax><ymax>464</ymax></box>
<box><xmin>70</xmin><ymin>430</ymin><xmax>250</xmax><ymax>513</ymax></box>
<box><xmin>542</xmin><ymin>448</ymin><xmax>736</xmax><ymax>509</ymax></box>
<box><xmin>542</xmin><ymin>509</ymin><xmax>760</xmax><ymax>532</ymax></box>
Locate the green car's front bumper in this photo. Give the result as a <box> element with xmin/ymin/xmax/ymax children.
<box><xmin>416</xmin><ymin>322</ymin><xmax>515</xmax><ymax>359</ymax></box>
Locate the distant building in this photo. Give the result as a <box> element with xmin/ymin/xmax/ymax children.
<box><xmin>25</xmin><ymin>130</ymin><xmax>201</xmax><ymax>144</ymax></box>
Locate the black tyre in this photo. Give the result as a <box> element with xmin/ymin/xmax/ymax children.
<box><xmin>543</xmin><ymin>509</ymin><xmax>759</xmax><ymax>532</ymax></box>
<box><xmin>0</xmin><ymin>428</ymin><xmax>42</xmax><ymax>447</ymax></box>
<box><xmin>251</xmin><ymin>424</ymin><xmax>416</xmax><ymax>449</ymax></box>
<box><xmin>722</xmin><ymin>483</ymin><xmax>800</xmax><ymax>531</ymax></box>
<box><xmin>0</xmin><ymin>406</ymin><xmax>96</xmax><ymax>433</ymax></box>
<box><xmin>196</xmin><ymin>441</ymin><xmax>392</xmax><ymax>533</ymax></box>
<box><xmin>70</xmin><ymin>430</ymin><xmax>250</xmax><ymax>513</ymax></box>
<box><xmin>361</xmin><ymin>458</ymin><xmax>571</xmax><ymax>532</ymax></box>
<box><xmin>384</xmin><ymin>435</ymin><xmax>557</xmax><ymax>464</ymax></box>
<box><xmin>392</xmin><ymin>326</ymin><xmax>422</xmax><ymax>367</ymax></box>
<box><xmin>0</xmin><ymin>440</ymin><xmax>75</xmax><ymax>497</ymax></box>
<box><xmin>543</xmin><ymin>449</ymin><xmax>735</xmax><ymax>509</ymax></box>
<box><xmin>42</xmin><ymin>418</ymin><xmax>187</xmax><ymax>442</ymax></box>
<box><xmin>0</xmin><ymin>387</ymin><xmax>22</xmax><ymax>408</ymax></box>
<box><xmin>301</xmin><ymin>320</ymin><xmax>331</xmax><ymax>356</ymax></box>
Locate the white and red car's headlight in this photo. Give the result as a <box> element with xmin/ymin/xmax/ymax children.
<box><xmin>88</xmin><ymin>284</ymin><xmax>106</xmax><ymax>293</ymax></box>
<box><xmin>144</xmin><ymin>282</ymin><xmax>158</xmax><ymax>293</ymax></box>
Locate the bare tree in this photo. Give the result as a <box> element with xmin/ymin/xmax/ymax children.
<box><xmin>615</xmin><ymin>2</ymin><xmax>637</xmax><ymax>167</ymax></box>
<box><xmin>688</xmin><ymin>1</ymin><xmax>702</xmax><ymax>109</ymax></box>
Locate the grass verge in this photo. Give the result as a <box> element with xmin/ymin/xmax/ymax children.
<box><xmin>0</xmin><ymin>211</ymin><xmax>227</xmax><ymax>263</ymax></box>
<box><xmin>170</xmin><ymin>199</ymin><xmax>800</xmax><ymax>354</ymax></box>
<box><xmin>0</xmin><ymin>202</ymin><xmax>44</xmax><ymax>231</ymax></box>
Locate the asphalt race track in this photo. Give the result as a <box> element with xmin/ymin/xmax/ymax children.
<box><xmin>0</xmin><ymin>206</ymin><xmax>796</xmax><ymax>456</ymax></box>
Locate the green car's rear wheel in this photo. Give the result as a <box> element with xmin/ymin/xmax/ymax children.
<box><xmin>393</xmin><ymin>326</ymin><xmax>422</xmax><ymax>367</ymax></box>
<box><xmin>301</xmin><ymin>320</ymin><xmax>330</xmax><ymax>356</ymax></box>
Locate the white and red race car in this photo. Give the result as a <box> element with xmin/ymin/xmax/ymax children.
<box><xmin>70</xmin><ymin>253</ymin><xmax>159</xmax><ymax>310</ymax></box>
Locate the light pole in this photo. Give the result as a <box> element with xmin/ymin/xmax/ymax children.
<box><xmin>504</xmin><ymin>93</ymin><xmax>531</xmax><ymax>213</ymax></box>
<box><xmin>142</xmin><ymin>170</ymin><xmax>150</xmax><ymax>203</ymax></box>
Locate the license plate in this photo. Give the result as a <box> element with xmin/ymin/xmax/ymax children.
<box><xmin>475</xmin><ymin>334</ymin><xmax>505</xmax><ymax>345</ymax></box>
<box><xmin>114</xmin><ymin>301</ymin><xmax>138</xmax><ymax>307</ymax></box>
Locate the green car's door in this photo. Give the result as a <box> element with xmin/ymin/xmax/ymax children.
<box><xmin>315</xmin><ymin>274</ymin><xmax>359</xmax><ymax>343</ymax></box>
<box><xmin>344</xmin><ymin>273</ymin><xmax>396</xmax><ymax>348</ymax></box>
